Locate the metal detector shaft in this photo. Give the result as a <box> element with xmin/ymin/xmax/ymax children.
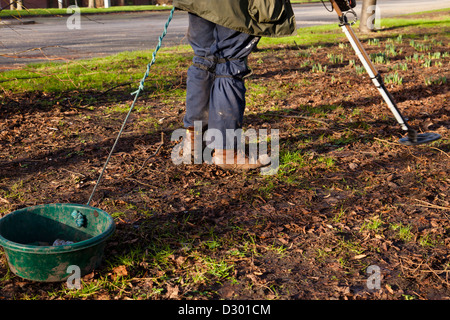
<box><xmin>329</xmin><ymin>0</ymin><xmax>411</xmax><ymax>133</ymax></box>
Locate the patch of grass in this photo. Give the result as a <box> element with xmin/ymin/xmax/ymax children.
<box><xmin>380</xmin><ymin>14</ymin><xmax>450</xmax><ymax>30</ymax></box>
<box><xmin>0</xmin><ymin>48</ymin><xmax>191</xmax><ymax>100</ymax></box>
<box><xmin>0</xmin><ymin>257</ymin><xmax>14</xmax><ymax>282</ymax></box>
<box><xmin>333</xmin><ymin>239</ymin><xmax>365</xmax><ymax>270</ymax></box>
<box><xmin>259</xmin><ymin>23</ymin><xmax>346</xmax><ymax>48</ymax></box>
<box><xmin>279</xmin><ymin>150</ymin><xmax>306</xmax><ymax>173</ymax></box>
<box><xmin>384</xmin><ymin>72</ymin><xmax>404</xmax><ymax>85</ymax></box>
<box><xmin>315</xmin><ymin>248</ymin><xmax>332</xmax><ymax>263</ymax></box>
<box><xmin>410</xmin><ymin>40</ymin><xmax>433</xmax><ymax>52</ymax></box>
<box><xmin>422</xmin><ymin>59</ymin><xmax>433</xmax><ymax>68</ymax></box>
<box><xmin>317</xmin><ymin>156</ymin><xmax>335</xmax><ymax>168</ymax></box>
<box><xmin>246</xmin><ymin>81</ymin><xmax>290</xmax><ymax>110</ymax></box>
<box><xmin>418</xmin><ymin>233</ymin><xmax>441</xmax><ymax>247</ymax></box>
<box><xmin>192</xmin><ymin>255</ymin><xmax>234</xmax><ymax>281</ymax></box>
<box><xmin>258</xmin><ymin>179</ymin><xmax>276</xmax><ymax>197</ymax></box>
<box><xmin>329</xmin><ymin>130</ymin><xmax>359</xmax><ymax>146</ymax></box>
<box><xmin>268</xmin><ymin>242</ymin><xmax>288</xmax><ymax>257</ymax></box>
<box><xmin>327</xmin><ymin>53</ymin><xmax>344</xmax><ymax>64</ymax></box>
<box><xmin>0</xmin><ymin>180</ymin><xmax>26</xmax><ymax>202</ymax></box>
<box><xmin>385</xmin><ymin>43</ymin><xmax>402</xmax><ymax>57</ymax></box>
<box><xmin>390</xmin><ymin>223</ymin><xmax>413</xmax><ymax>242</ymax></box>
<box><xmin>332</xmin><ymin>206</ymin><xmax>347</xmax><ymax>224</ymax></box>
<box><xmin>54</xmin><ymin>278</ymin><xmax>105</xmax><ymax>299</ymax></box>
<box><xmin>349</xmin><ymin>60</ymin><xmax>366</xmax><ymax>75</ymax></box>
<box><xmin>311</xmin><ymin>63</ymin><xmax>327</xmax><ymax>73</ymax></box>
<box><xmin>274</xmin><ymin>148</ymin><xmax>313</xmax><ymax>185</ymax></box>
<box><xmin>424</xmin><ymin>76</ymin><xmax>447</xmax><ymax>86</ymax></box>
<box><xmin>429</xmin><ymin>52</ymin><xmax>443</xmax><ymax>60</ymax></box>
<box><xmin>297</xmin><ymin>50</ymin><xmax>311</xmax><ymax>58</ymax></box>
<box><xmin>111</xmin><ymin>246</ymin><xmax>151</xmax><ymax>270</ymax></box>
<box><xmin>370</xmin><ymin>52</ymin><xmax>390</xmax><ymax>65</ymax></box>
<box><xmin>367</xmin><ymin>38</ymin><xmax>381</xmax><ymax>46</ymax></box>
<box><xmin>360</xmin><ymin>215</ymin><xmax>384</xmax><ymax>233</ymax></box>
<box><xmin>391</xmin><ymin>63</ymin><xmax>408</xmax><ymax>71</ymax></box>
<box><xmin>303</xmin><ymin>104</ymin><xmax>340</xmax><ymax>117</ymax></box>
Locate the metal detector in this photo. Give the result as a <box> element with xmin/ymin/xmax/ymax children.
<box><xmin>326</xmin><ymin>0</ymin><xmax>441</xmax><ymax>146</ymax></box>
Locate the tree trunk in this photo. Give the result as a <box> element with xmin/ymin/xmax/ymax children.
<box><xmin>359</xmin><ymin>0</ymin><xmax>378</xmax><ymax>33</ymax></box>
<box><xmin>88</xmin><ymin>0</ymin><xmax>94</xmax><ymax>7</ymax></box>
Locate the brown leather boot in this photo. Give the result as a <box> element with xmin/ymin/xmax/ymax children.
<box><xmin>184</xmin><ymin>127</ymin><xmax>195</xmax><ymax>153</ymax></box>
<box><xmin>179</xmin><ymin>127</ymin><xmax>204</xmax><ymax>160</ymax></box>
<box><xmin>212</xmin><ymin>149</ymin><xmax>269</xmax><ymax>171</ymax></box>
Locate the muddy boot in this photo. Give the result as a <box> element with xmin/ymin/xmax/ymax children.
<box><xmin>178</xmin><ymin>126</ymin><xmax>205</xmax><ymax>163</ymax></box>
<box><xmin>212</xmin><ymin>149</ymin><xmax>269</xmax><ymax>171</ymax></box>
<box><xmin>181</xmin><ymin>127</ymin><xmax>195</xmax><ymax>155</ymax></box>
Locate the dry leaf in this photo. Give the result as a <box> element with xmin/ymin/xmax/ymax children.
<box><xmin>385</xmin><ymin>284</ymin><xmax>394</xmax><ymax>294</ymax></box>
<box><xmin>165</xmin><ymin>284</ymin><xmax>179</xmax><ymax>299</ymax></box>
<box><xmin>349</xmin><ymin>163</ymin><xmax>358</xmax><ymax>170</ymax></box>
<box><xmin>111</xmin><ymin>265</ymin><xmax>128</xmax><ymax>280</ymax></box>
<box><xmin>82</xmin><ymin>272</ymin><xmax>95</xmax><ymax>281</ymax></box>
<box><xmin>175</xmin><ymin>256</ymin><xmax>186</xmax><ymax>266</ymax></box>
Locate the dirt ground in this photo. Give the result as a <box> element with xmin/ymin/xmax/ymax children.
<box><xmin>0</xmin><ymin>12</ymin><xmax>449</xmax><ymax>300</ymax></box>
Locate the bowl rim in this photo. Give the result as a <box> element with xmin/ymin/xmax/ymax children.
<box><xmin>0</xmin><ymin>203</ymin><xmax>115</xmax><ymax>254</ymax></box>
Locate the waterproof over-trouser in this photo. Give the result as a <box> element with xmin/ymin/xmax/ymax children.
<box><xmin>173</xmin><ymin>0</ymin><xmax>296</xmax><ymax>149</ymax></box>
<box><xmin>183</xmin><ymin>13</ymin><xmax>260</xmax><ymax>149</ymax></box>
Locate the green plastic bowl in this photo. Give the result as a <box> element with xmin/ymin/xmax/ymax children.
<box><xmin>0</xmin><ymin>203</ymin><xmax>115</xmax><ymax>282</ymax></box>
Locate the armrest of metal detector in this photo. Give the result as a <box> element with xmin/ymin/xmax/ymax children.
<box><xmin>333</xmin><ymin>0</ymin><xmax>356</xmax><ymax>12</ymax></box>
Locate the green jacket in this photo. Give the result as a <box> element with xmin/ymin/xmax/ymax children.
<box><xmin>172</xmin><ymin>0</ymin><xmax>297</xmax><ymax>37</ymax></box>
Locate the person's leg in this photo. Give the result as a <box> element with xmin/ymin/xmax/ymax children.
<box><xmin>180</xmin><ymin>14</ymin><xmax>217</xmax><ymax>161</ymax></box>
<box><xmin>183</xmin><ymin>13</ymin><xmax>216</xmax><ymax>130</ymax></box>
<box><xmin>208</xmin><ymin>26</ymin><xmax>261</xmax><ymax>168</ymax></box>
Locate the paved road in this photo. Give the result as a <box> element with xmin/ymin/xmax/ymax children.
<box><xmin>0</xmin><ymin>0</ymin><xmax>449</xmax><ymax>69</ymax></box>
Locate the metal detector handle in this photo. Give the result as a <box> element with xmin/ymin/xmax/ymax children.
<box><xmin>329</xmin><ymin>0</ymin><xmax>410</xmax><ymax>132</ymax></box>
